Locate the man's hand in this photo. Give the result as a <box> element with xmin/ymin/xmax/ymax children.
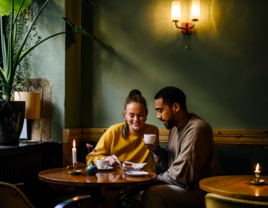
<box><xmin>105</xmin><ymin>155</ymin><xmax>121</xmax><ymax>166</ymax></box>
<box><xmin>144</xmin><ymin>139</ymin><xmax>159</xmax><ymax>152</ymax></box>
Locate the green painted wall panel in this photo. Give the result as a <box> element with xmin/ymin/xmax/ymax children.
<box><xmin>30</xmin><ymin>0</ymin><xmax>65</xmax><ymax>141</ymax></box>
<box><xmin>82</xmin><ymin>0</ymin><xmax>268</xmax><ymax>130</ymax></box>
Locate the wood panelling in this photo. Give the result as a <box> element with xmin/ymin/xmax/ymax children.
<box><xmin>213</xmin><ymin>129</ymin><xmax>268</xmax><ymax>147</ymax></box>
<box><xmin>63</xmin><ymin>128</ymin><xmax>268</xmax><ymax>165</ymax></box>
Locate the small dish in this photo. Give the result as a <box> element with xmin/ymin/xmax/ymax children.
<box><xmin>126</xmin><ymin>171</ymin><xmax>149</xmax><ymax>176</ymax></box>
<box><xmin>68</xmin><ymin>170</ymin><xmax>82</xmax><ymax>175</ymax></box>
<box><xmin>97</xmin><ymin>166</ymin><xmax>114</xmax><ymax>171</ymax></box>
<box><xmin>250</xmin><ymin>179</ymin><xmax>265</xmax><ymax>185</ymax></box>
<box><xmin>120</xmin><ymin>165</ymin><xmax>142</xmax><ymax>171</ymax></box>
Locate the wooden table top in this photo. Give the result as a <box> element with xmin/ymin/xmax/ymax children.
<box><xmin>39</xmin><ymin>167</ymin><xmax>157</xmax><ymax>188</ymax></box>
<box><xmin>199</xmin><ymin>175</ymin><xmax>268</xmax><ymax>201</ymax></box>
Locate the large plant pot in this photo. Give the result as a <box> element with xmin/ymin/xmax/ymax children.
<box><xmin>0</xmin><ymin>101</ymin><xmax>25</xmax><ymax>146</ymax></box>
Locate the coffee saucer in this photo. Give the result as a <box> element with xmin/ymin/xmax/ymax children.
<box><xmin>97</xmin><ymin>166</ymin><xmax>114</xmax><ymax>171</ymax></box>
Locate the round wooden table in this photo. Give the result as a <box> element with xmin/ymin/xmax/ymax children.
<box><xmin>199</xmin><ymin>175</ymin><xmax>268</xmax><ymax>201</ymax></box>
<box><xmin>39</xmin><ymin>167</ymin><xmax>157</xmax><ymax>208</ymax></box>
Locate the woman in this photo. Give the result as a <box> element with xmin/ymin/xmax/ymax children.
<box><xmin>86</xmin><ymin>89</ymin><xmax>159</xmax><ymax>172</ymax></box>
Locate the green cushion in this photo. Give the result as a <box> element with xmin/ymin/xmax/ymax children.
<box><xmin>156</xmin><ymin>146</ymin><xmax>268</xmax><ymax>176</ymax></box>
<box><xmin>216</xmin><ymin>146</ymin><xmax>268</xmax><ymax>175</ymax></box>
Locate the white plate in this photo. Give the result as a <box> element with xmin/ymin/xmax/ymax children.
<box><xmin>97</xmin><ymin>166</ymin><xmax>114</xmax><ymax>170</ymax></box>
<box><xmin>126</xmin><ymin>171</ymin><xmax>149</xmax><ymax>176</ymax></box>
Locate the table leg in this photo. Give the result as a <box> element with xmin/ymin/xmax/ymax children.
<box><xmin>98</xmin><ymin>187</ymin><xmax>121</xmax><ymax>208</ymax></box>
<box><xmin>76</xmin><ymin>186</ymin><xmax>101</xmax><ymax>208</ymax></box>
<box><xmin>75</xmin><ymin>186</ymin><xmax>122</xmax><ymax>208</ymax></box>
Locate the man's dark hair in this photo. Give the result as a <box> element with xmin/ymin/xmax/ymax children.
<box><xmin>154</xmin><ymin>86</ymin><xmax>187</xmax><ymax>111</ymax></box>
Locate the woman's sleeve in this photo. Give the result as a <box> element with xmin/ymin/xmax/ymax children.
<box><xmin>86</xmin><ymin>127</ymin><xmax>114</xmax><ymax>165</ymax></box>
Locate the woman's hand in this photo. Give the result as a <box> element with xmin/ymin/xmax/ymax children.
<box><xmin>105</xmin><ymin>155</ymin><xmax>121</xmax><ymax>166</ymax></box>
<box><xmin>144</xmin><ymin>140</ymin><xmax>159</xmax><ymax>152</ymax></box>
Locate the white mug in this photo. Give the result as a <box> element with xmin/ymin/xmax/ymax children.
<box><xmin>96</xmin><ymin>160</ymin><xmax>109</xmax><ymax>169</ymax></box>
<box><xmin>144</xmin><ymin>134</ymin><xmax>156</xmax><ymax>144</ymax></box>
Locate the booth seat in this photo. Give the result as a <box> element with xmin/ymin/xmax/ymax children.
<box><xmin>216</xmin><ymin>146</ymin><xmax>268</xmax><ymax>175</ymax></box>
<box><xmin>156</xmin><ymin>145</ymin><xmax>268</xmax><ymax>175</ymax></box>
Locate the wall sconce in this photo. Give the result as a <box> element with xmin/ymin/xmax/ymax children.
<box><xmin>171</xmin><ymin>0</ymin><xmax>200</xmax><ymax>34</ymax></box>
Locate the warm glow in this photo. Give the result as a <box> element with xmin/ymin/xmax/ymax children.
<box><xmin>171</xmin><ymin>1</ymin><xmax>181</xmax><ymax>22</ymax></box>
<box><xmin>191</xmin><ymin>0</ymin><xmax>200</xmax><ymax>20</ymax></box>
<box><xmin>256</xmin><ymin>163</ymin><xmax>259</xmax><ymax>171</ymax></box>
<box><xmin>14</xmin><ymin>92</ymin><xmax>41</xmax><ymax>119</ymax></box>
<box><xmin>73</xmin><ymin>140</ymin><xmax>76</xmax><ymax>148</ymax></box>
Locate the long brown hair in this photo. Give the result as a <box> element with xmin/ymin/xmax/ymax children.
<box><xmin>120</xmin><ymin>89</ymin><xmax>147</xmax><ymax>139</ymax></box>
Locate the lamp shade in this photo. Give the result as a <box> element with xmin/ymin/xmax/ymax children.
<box><xmin>191</xmin><ymin>0</ymin><xmax>200</xmax><ymax>20</ymax></box>
<box><xmin>171</xmin><ymin>1</ymin><xmax>181</xmax><ymax>22</ymax></box>
<box><xmin>14</xmin><ymin>92</ymin><xmax>41</xmax><ymax>119</ymax></box>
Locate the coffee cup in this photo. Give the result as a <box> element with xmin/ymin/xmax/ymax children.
<box><xmin>96</xmin><ymin>160</ymin><xmax>109</xmax><ymax>169</ymax></box>
<box><xmin>144</xmin><ymin>134</ymin><xmax>156</xmax><ymax>144</ymax></box>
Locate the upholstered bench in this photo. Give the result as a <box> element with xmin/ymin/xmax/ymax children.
<box><xmin>156</xmin><ymin>145</ymin><xmax>268</xmax><ymax>175</ymax></box>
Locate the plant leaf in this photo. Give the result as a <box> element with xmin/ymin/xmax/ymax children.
<box><xmin>80</xmin><ymin>0</ymin><xmax>96</xmax><ymax>7</ymax></box>
<box><xmin>0</xmin><ymin>66</ymin><xmax>8</xmax><ymax>85</ymax></box>
<box><xmin>74</xmin><ymin>26</ymin><xmax>94</xmax><ymax>39</ymax></box>
<box><xmin>63</xmin><ymin>17</ymin><xmax>94</xmax><ymax>39</ymax></box>
<box><xmin>62</xmin><ymin>17</ymin><xmax>74</xmax><ymax>30</ymax></box>
<box><xmin>0</xmin><ymin>17</ymin><xmax>6</xmax><ymax>70</ymax></box>
<box><xmin>13</xmin><ymin>0</ymin><xmax>50</xmax><ymax>73</ymax></box>
<box><xmin>0</xmin><ymin>0</ymin><xmax>31</xmax><ymax>16</ymax></box>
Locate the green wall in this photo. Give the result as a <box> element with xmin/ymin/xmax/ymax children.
<box><xmin>28</xmin><ymin>0</ymin><xmax>268</xmax><ymax>141</ymax></box>
<box><xmin>30</xmin><ymin>0</ymin><xmax>65</xmax><ymax>141</ymax></box>
<box><xmin>81</xmin><ymin>0</ymin><xmax>268</xmax><ymax>130</ymax></box>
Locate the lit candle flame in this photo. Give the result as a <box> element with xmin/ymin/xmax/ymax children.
<box><xmin>256</xmin><ymin>163</ymin><xmax>259</xmax><ymax>171</ymax></box>
<box><xmin>73</xmin><ymin>140</ymin><xmax>76</xmax><ymax>148</ymax></box>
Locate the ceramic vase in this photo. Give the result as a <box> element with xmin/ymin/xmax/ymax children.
<box><xmin>0</xmin><ymin>101</ymin><xmax>25</xmax><ymax>146</ymax></box>
<box><xmin>86</xmin><ymin>161</ymin><xmax>98</xmax><ymax>175</ymax></box>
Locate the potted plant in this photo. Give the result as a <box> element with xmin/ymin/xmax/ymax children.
<box><xmin>0</xmin><ymin>0</ymin><xmax>95</xmax><ymax>145</ymax></box>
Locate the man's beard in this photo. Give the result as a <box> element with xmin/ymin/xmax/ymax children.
<box><xmin>163</xmin><ymin>113</ymin><xmax>176</xmax><ymax>130</ymax></box>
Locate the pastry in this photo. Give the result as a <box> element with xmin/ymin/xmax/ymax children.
<box><xmin>123</xmin><ymin>162</ymin><xmax>132</xmax><ymax>168</ymax></box>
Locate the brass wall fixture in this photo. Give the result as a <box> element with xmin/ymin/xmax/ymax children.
<box><xmin>171</xmin><ymin>0</ymin><xmax>200</xmax><ymax>34</ymax></box>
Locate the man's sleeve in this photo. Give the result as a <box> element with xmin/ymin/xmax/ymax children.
<box><xmin>153</xmin><ymin>146</ymin><xmax>169</xmax><ymax>171</ymax></box>
<box><xmin>152</xmin><ymin>129</ymin><xmax>172</xmax><ymax>171</ymax></box>
<box><xmin>157</xmin><ymin>123</ymin><xmax>213</xmax><ymax>190</ymax></box>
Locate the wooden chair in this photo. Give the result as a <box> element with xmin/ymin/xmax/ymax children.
<box><xmin>0</xmin><ymin>182</ymin><xmax>91</xmax><ymax>208</ymax></box>
<box><xmin>206</xmin><ymin>193</ymin><xmax>268</xmax><ymax>208</ymax></box>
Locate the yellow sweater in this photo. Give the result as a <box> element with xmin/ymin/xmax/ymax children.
<box><xmin>86</xmin><ymin>123</ymin><xmax>159</xmax><ymax>172</ymax></box>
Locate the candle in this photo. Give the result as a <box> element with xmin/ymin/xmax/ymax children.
<box><xmin>255</xmin><ymin>163</ymin><xmax>260</xmax><ymax>173</ymax></box>
<box><xmin>72</xmin><ymin>140</ymin><xmax>77</xmax><ymax>163</ymax></box>
<box><xmin>254</xmin><ymin>163</ymin><xmax>260</xmax><ymax>183</ymax></box>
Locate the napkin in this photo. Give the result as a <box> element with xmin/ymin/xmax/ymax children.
<box><xmin>123</xmin><ymin>161</ymin><xmax>147</xmax><ymax>169</ymax></box>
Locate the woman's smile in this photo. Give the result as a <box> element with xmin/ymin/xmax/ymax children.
<box><xmin>124</xmin><ymin>102</ymin><xmax>148</xmax><ymax>133</ymax></box>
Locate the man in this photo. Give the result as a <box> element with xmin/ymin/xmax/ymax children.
<box><xmin>143</xmin><ymin>86</ymin><xmax>221</xmax><ymax>208</ymax></box>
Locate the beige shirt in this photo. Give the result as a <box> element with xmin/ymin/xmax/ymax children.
<box><xmin>153</xmin><ymin>114</ymin><xmax>222</xmax><ymax>190</ymax></box>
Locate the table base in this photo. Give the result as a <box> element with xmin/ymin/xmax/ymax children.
<box><xmin>76</xmin><ymin>186</ymin><xmax>121</xmax><ymax>208</ymax></box>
